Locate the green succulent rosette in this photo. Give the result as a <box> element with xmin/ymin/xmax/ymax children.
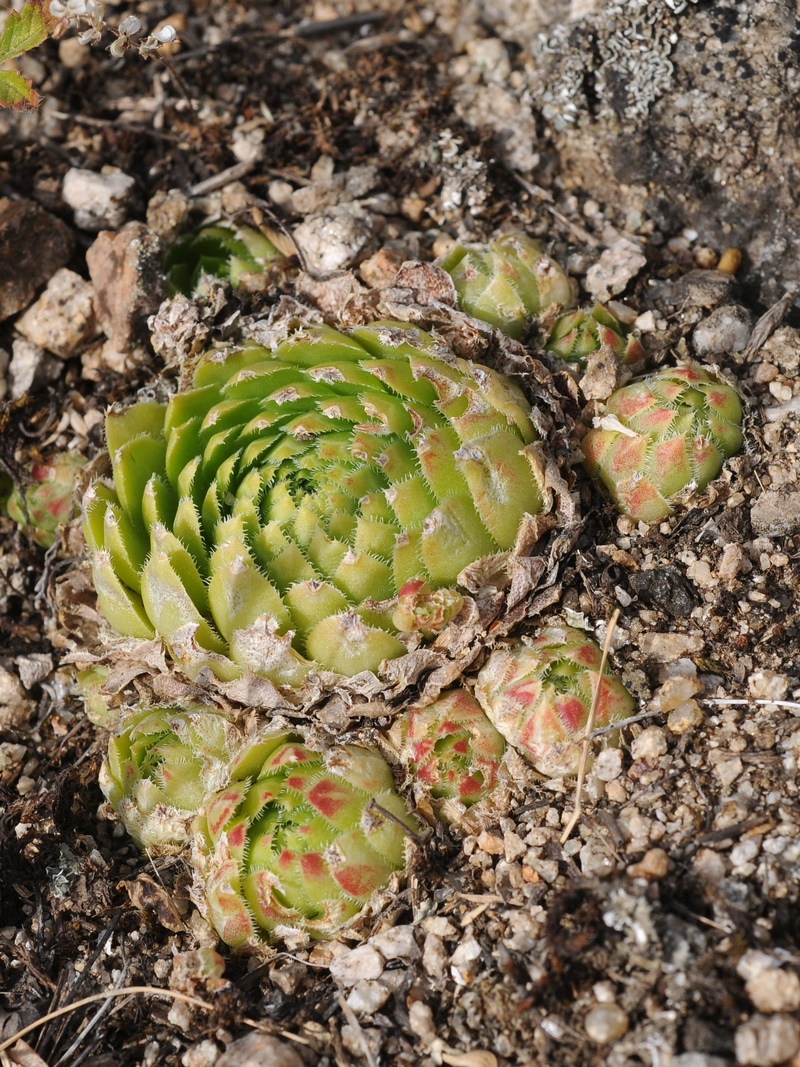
<box><xmin>392</xmin><ymin>688</ymin><xmax>506</xmax><ymax>814</ymax></box>
<box><xmin>474</xmin><ymin>624</ymin><xmax>634</xmax><ymax>778</ymax></box>
<box><xmin>163</xmin><ymin>224</ymin><xmax>284</xmax><ymax>297</ymax></box>
<box><xmin>100</xmin><ymin>704</ymin><xmax>245</xmax><ymax>853</ymax></box>
<box><xmin>193</xmin><ymin>734</ymin><xmax>419</xmax><ymax>945</ymax></box>
<box><xmin>582</xmin><ymin>363</ymin><xmax>744</xmax><ymax>523</ymax></box>
<box><xmin>441</xmin><ymin>233</ymin><xmax>576</xmax><ymax>339</ymax></box>
<box><xmin>542</xmin><ymin>304</ymin><xmax>645</xmax><ymax>369</ymax></box>
<box><xmin>82</xmin><ymin>321</ymin><xmax>547</xmax><ymax>685</ymax></box>
<box><xmin>7</xmin><ymin>452</ymin><xmax>85</xmax><ymax>548</ymax></box>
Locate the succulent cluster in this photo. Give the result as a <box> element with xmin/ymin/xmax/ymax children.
<box><xmin>543</xmin><ymin>304</ymin><xmax>644</xmax><ymax>369</ymax></box>
<box><xmin>83</xmin><ymin>321</ymin><xmax>546</xmax><ymax>683</ymax></box>
<box><xmin>441</xmin><ymin>234</ymin><xmax>576</xmax><ymax>339</ymax></box>
<box><xmin>99</xmin><ymin>710</ymin><xmax>418</xmax><ymax>944</ymax></box>
<box><xmin>163</xmin><ymin>224</ymin><xmax>284</xmax><ymax>297</ymax></box>
<box><xmin>82</xmin><ymin>233</ymin><xmax>657</xmax><ymax>949</ymax></box>
<box><xmin>474</xmin><ymin>625</ymin><xmax>634</xmax><ymax>778</ymax></box>
<box><xmin>6</xmin><ymin>451</ymin><xmax>84</xmax><ymax>548</ymax></box>
<box><xmin>194</xmin><ymin>734</ymin><xmax>419</xmax><ymax>945</ymax></box>
<box><xmin>393</xmin><ymin>689</ymin><xmax>506</xmax><ymax>812</ymax></box>
<box><xmin>581</xmin><ymin>363</ymin><xmax>744</xmax><ymax>523</ymax></box>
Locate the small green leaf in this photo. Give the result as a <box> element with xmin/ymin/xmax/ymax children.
<box><xmin>0</xmin><ymin>3</ymin><xmax>48</xmax><ymax>64</ymax></box>
<box><xmin>0</xmin><ymin>69</ymin><xmax>39</xmax><ymax>110</ymax></box>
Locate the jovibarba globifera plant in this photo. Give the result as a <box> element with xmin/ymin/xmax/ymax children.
<box><xmin>6</xmin><ymin>451</ymin><xmax>85</xmax><ymax>548</ymax></box>
<box><xmin>392</xmin><ymin>688</ymin><xmax>506</xmax><ymax>816</ymax></box>
<box><xmin>193</xmin><ymin>733</ymin><xmax>420</xmax><ymax>946</ymax></box>
<box><xmin>163</xmin><ymin>224</ymin><xmax>285</xmax><ymax>297</ymax></box>
<box><xmin>82</xmin><ymin>322</ymin><xmax>548</xmax><ymax>684</ymax></box>
<box><xmin>581</xmin><ymin>363</ymin><xmax>744</xmax><ymax>523</ymax></box>
<box><xmin>542</xmin><ymin>304</ymin><xmax>645</xmax><ymax>369</ymax></box>
<box><xmin>441</xmin><ymin>233</ymin><xmax>577</xmax><ymax>340</ymax></box>
<box><xmin>474</xmin><ymin>624</ymin><xmax>634</xmax><ymax>778</ymax></box>
<box><xmin>99</xmin><ymin>704</ymin><xmax>246</xmax><ymax>852</ymax></box>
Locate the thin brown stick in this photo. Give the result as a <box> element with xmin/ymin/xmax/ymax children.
<box><xmin>560</xmin><ymin>610</ymin><xmax>620</xmax><ymax>846</ymax></box>
<box><xmin>0</xmin><ymin>987</ymin><xmax>216</xmax><ymax>1054</ymax></box>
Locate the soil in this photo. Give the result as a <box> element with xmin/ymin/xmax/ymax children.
<box><xmin>1</xmin><ymin>3</ymin><xmax>800</xmax><ymax>1067</ymax></box>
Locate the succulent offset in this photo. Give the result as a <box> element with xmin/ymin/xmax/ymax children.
<box><xmin>194</xmin><ymin>734</ymin><xmax>419</xmax><ymax>945</ymax></box>
<box><xmin>474</xmin><ymin>624</ymin><xmax>634</xmax><ymax>778</ymax></box>
<box><xmin>82</xmin><ymin>321</ymin><xmax>547</xmax><ymax>683</ymax></box>
<box><xmin>6</xmin><ymin>451</ymin><xmax>84</xmax><ymax>548</ymax></box>
<box><xmin>163</xmin><ymin>224</ymin><xmax>284</xmax><ymax>297</ymax></box>
<box><xmin>542</xmin><ymin>304</ymin><xmax>645</xmax><ymax>369</ymax></box>
<box><xmin>100</xmin><ymin>704</ymin><xmax>246</xmax><ymax>852</ymax></box>
<box><xmin>393</xmin><ymin>688</ymin><xmax>506</xmax><ymax>811</ymax></box>
<box><xmin>441</xmin><ymin>233</ymin><xmax>576</xmax><ymax>339</ymax></box>
<box><xmin>581</xmin><ymin>363</ymin><xmax>744</xmax><ymax>523</ymax></box>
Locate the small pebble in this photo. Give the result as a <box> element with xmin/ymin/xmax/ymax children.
<box><xmin>693</xmin><ymin>304</ymin><xmax>752</xmax><ymax>357</ymax></box>
<box><xmin>450</xmin><ymin>935</ymin><xmax>482</xmax><ymax>986</ymax></box>
<box><xmin>630</xmin><ymin>726</ymin><xmax>668</xmax><ymax>762</ymax></box>
<box><xmin>592</xmin><ymin>748</ymin><xmax>623</xmax><ymax>782</ymax></box>
<box><xmin>694</xmin><ymin>246</ymin><xmax>719</xmax><ymax>269</ymax></box>
<box><xmin>408</xmin><ymin>1000</ymin><xmax>437</xmax><ymax>1045</ymax></box>
<box><xmin>329</xmin><ymin>944</ymin><xmax>384</xmax><ymax>987</ymax></box>
<box><xmin>717</xmin><ymin>247</ymin><xmax>742</xmax><ymax>275</ymax></box>
<box><xmin>746</xmin><ymin>969</ymin><xmax>800</xmax><ymax>1014</ymax></box>
<box><xmin>216</xmin><ymin>1032</ymin><xmax>303</xmax><ymax>1067</ymax></box>
<box><xmin>735</xmin><ymin>1013</ymin><xmax>800</xmax><ymax>1066</ymax></box>
<box><xmin>584</xmin><ymin>1003</ymin><xmax>629</xmax><ymax>1044</ymax></box>
<box><xmin>268</xmin><ymin>180</ymin><xmax>294</xmax><ymax>206</ymax></box>
<box><xmin>585</xmin><ymin>238</ymin><xmax>646</xmax><ymax>302</ymax></box>
<box><xmin>62</xmin><ymin>167</ymin><xmax>137</xmax><ymax>231</ymax></box>
<box><xmin>626</xmin><ymin>847</ymin><xmax>669</xmax><ymax>881</ymax></box>
<box><xmin>667</xmin><ymin>700</ymin><xmax>703</xmax><ymax>734</ymax></box>
<box><xmin>346</xmin><ymin>979</ymin><xmax>392</xmax><ymax>1014</ymax></box>
<box><xmin>370</xmin><ymin>925</ymin><xmax>419</xmax><ymax>961</ymax></box>
<box><xmin>748</xmin><ymin>670</ymin><xmax>789</xmax><ymax>702</ymax></box>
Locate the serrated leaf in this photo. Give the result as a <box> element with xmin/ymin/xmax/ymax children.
<box><xmin>0</xmin><ymin>3</ymin><xmax>48</xmax><ymax>64</ymax></box>
<box><xmin>0</xmin><ymin>68</ymin><xmax>39</xmax><ymax>109</ymax></box>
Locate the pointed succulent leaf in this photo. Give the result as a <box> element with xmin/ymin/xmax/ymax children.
<box><xmin>442</xmin><ymin>233</ymin><xmax>576</xmax><ymax>339</ymax></box>
<box><xmin>194</xmin><ymin>733</ymin><xmax>420</xmax><ymax>944</ymax></box>
<box><xmin>394</xmin><ymin>689</ymin><xmax>506</xmax><ymax>813</ymax></box>
<box><xmin>474</xmin><ymin>625</ymin><xmax>634</xmax><ymax>778</ymax></box>
<box><xmin>84</xmin><ymin>323</ymin><xmax>547</xmax><ymax>683</ymax></box>
<box><xmin>582</xmin><ymin>363</ymin><xmax>744</xmax><ymax>523</ymax></box>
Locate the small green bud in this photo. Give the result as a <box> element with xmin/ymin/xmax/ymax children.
<box><xmin>442</xmin><ymin>233</ymin><xmax>576</xmax><ymax>339</ymax></box>
<box><xmin>7</xmin><ymin>452</ymin><xmax>84</xmax><ymax>548</ymax></box>
<box><xmin>394</xmin><ymin>688</ymin><xmax>506</xmax><ymax>812</ymax></box>
<box><xmin>100</xmin><ymin>704</ymin><xmax>246</xmax><ymax>853</ymax></box>
<box><xmin>194</xmin><ymin>735</ymin><xmax>420</xmax><ymax>945</ymax></box>
<box><xmin>543</xmin><ymin>304</ymin><xmax>645</xmax><ymax>369</ymax></box>
<box><xmin>474</xmin><ymin>625</ymin><xmax>634</xmax><ymax>778</ymax></box>
<box><xmin>163</xmin><ymin>224</ymin><xmax>284</xmax><ymax>297</ymax></box>
<box><xmin>582</xmin><ymin>363</ymin><xmax>744</xmax><ymax>523</ymax></box>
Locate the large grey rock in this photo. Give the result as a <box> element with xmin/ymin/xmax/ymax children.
<box><xmin>480</xmin><ymin>0</ymin><xmax>800</xmax><ymax>303</ymax></box>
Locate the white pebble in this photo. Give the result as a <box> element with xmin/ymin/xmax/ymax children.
<box><xmin>735</xmin><ymin>1013</ymin><xmax>800</xmax><ymax>1065</ymax></box>
<box><xmin>329</xmin><ymin>944</ymin><xmax>384</xmax><ymax>987</ymax></box>
<box><xmin>584</xmin><ymin>1003</ymin><xmax>629</xmax><ymax>1044</ymax></box>
<box><xmin>630</xmin><ymin>726</ymin><xmax>668</xmax><ymax>762</ymax></box>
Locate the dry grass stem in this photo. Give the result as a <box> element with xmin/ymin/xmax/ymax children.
<box><xmin>560</xmin><ymin>610</ymin><xmax>621</xmax><ymax>846</ymax></box>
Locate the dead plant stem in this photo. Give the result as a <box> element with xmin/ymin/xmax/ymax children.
<box><xmin>560</xmin><ymin>610</ymin><xmax>620</xmax><ymax>846</ymax></box>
